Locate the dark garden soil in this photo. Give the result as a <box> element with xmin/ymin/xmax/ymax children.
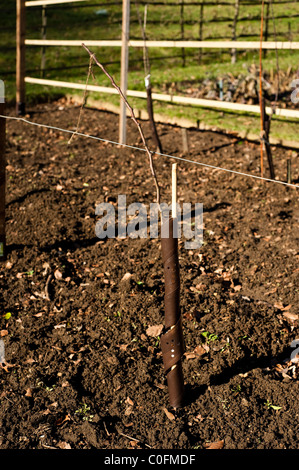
<box><xmin>0</xmin><ymin>100</ymin><xmax>298</xmax><ymax>450</ymax></box>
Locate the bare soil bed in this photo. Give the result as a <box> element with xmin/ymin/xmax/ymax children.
<box><xmin>0</xmin><ymin>101</ymin><xmax>298</xmax><ymax>450</ymax></box>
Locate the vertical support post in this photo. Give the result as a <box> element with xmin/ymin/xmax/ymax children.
<box><xmin>119</xmin><ymin>0</ymin><xmax>130</xmax><ymax>145</ymax></box>
<box><xmin>161</xmin><ymin>164</ymin><xmax>185</xmax><ymax>409</ymax></box>
<box><xmin>288</xmin><ymin>22</ymin><xmax>291</xmax><ymax>41</ymax></box>
<box><xmin>40</xmin><ymin>5</ymin><xmax>47</xmax><ymax>78</ymax></box>
<box><xmin>0</xmin><ymin>97</ymin><xmax>6</xmax><ymax>261</ymax></box>
<box><xmin>261</xmin><ymin>98</ymin><xmax>275</xmax><ymax>180</ymax></box>
<box><xmin>263</xmin><ymin>2</ymin><xmax>270</xmax><ymax>58</ymax></box>
<box><xmin>172</xmin><ymin>163</ymin><xmax>177</xmax><ymax>219</ymax></box>
<box><xmin>179</xmin><ymin>0</ymin><xmax>185</xmax><ymax>67</ymax></box>
<box><xmin>181</xmin><ymin>128</ymin><xmax>189</xmax><ymax>154</ymax></box>
<box><xmin>287</xmin><ymin>158</ymin><xmax>292</xmax><ymax>184</ymax></box>
<box><xmin>231</xmin><ymin>0</ymin><xmax>240</xmax><ymax>64</ymax></box>
<box><xmin>16</xmin><ymin>0</ymin><xmax>26</xmax><ymax>115</ymax></box>
<box><xmin>198</xmin><ymin>2</ymin><xmax>204</xmax><ymax>64</ymax></box>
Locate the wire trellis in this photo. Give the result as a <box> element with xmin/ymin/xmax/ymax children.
<box><xmin>1</xmin><ymin>113</ymin><xmax>298</xmax><ymax>189</ymax></box>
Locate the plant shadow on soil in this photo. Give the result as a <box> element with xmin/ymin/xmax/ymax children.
<box><xmin>0</xmin><ymin>102</ymin><xmax>298</xmax><ymax>450</ymax></box>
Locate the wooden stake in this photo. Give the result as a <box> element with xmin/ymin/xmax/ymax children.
<box><xmin>263</xmin><ymin>1</ymin><xmax>270</xmax><ymax>58</ymax></box>
<box><xmin>119</xmin><ymin>0</ymin><xmax>130</xmax><ymax>145</ymax></box>
<box><xmin>179</xmin><ymin>0</ymin><xmax>185</xmax><ymax>67</ymax></box>
<box><xmin>231</xmin><ymin>0</ymin><xmax>240</xmax><ymax>64</ymax></box>
<box><xmin>198</xmin><ymin>2</ymin><xmax>204</xmax><ymax>63</ymax></box>
<box><xmin>181</xmin><ymin>127</ymin><xmax>189</xmax><ymax>154</ymax></box>
<box><xmin>287</xmin><ymin>158</ymin><xmax>292</xmax><ymax>184</ymax></box>
<box><xmin>40</xmin><ymin>5</ymin><xmax>47</xmax><ymax>78</ymax></box>
<box><xmin>0</xmin><ymin>102</ymin><xmax>6</xmax><ymax>261</ymax></box>
<box><xmin>172</xmin><ymin>163</ymin><xmax>177</xmax><ymax>219</ymax></box>
<box><xmin>261</xmin><ymin>98</ymin><xmax>275</xmax><ymax>180</ymax></box>
<box><xmin>16</xmin><ymin>0</ymin><xmax>26</xmax><ymax>115</ymax></box>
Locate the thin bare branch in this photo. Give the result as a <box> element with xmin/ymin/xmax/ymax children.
<box><xmin>68</xmin><ymin>54</ymin><xmax>94</xmax><ymax>145</ymax></box>
<box><xmin>134</xmin><ymin>1</ymin><xmax>150</xmax><ymax>76</ymax></box>
<box><xmin>82</xmin><ymin>43</ymin><xmax>161</xmax><ymax>205</ymax></box>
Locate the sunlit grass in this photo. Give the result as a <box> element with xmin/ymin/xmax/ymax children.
<box><xmin>0</xmin><ymin>0</ymin><xmax>298</xmax><ymax>142</ymax></box>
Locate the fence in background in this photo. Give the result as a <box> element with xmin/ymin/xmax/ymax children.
<box><xmin>16</xmin><ymin>0</ymin><xmax>299</xmax><ymax>144</ymax></box>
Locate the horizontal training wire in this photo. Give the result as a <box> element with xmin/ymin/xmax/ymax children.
<box><xmin>1</xmin><ymin>113</ymin><xmax>298</xmax><ymax>189</ymax></box>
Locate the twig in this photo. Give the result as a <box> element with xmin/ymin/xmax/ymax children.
<box><xmin>269</xmin><ymin>0</ymin><xmax>280</xmax><ymax>108</ymax></box>
<box><xmin>117</xmin><ymin>430</ymin><xmax>152</xmax><ymax>449</ymax></box>
<box><xmin>45</xmin><ymin>273</ymin><xmax>53</xmax><ymax>301</ymax></box>
<box><xmin>134</xmin><ymin>1</ymin><xmax>163</xmax><ymax>153</ymax></box>
<box><xmin>68</xmin><ymin>55</ymin><xmax>94</xmax><ymax>145</ymax></box>
<box><xmin>103</xmin><ymin>421</ymin><xmax>110</xmax><ymax>436</ymax></box>
<box><xmin>82</xmin><ymin>43</ymin><xmax>161</xmax><ymax>206</ymax></box>
<box><xmin>134</xmin><ymin>1</ymin><xmax>150</xmax><ymax>76</ymax></box>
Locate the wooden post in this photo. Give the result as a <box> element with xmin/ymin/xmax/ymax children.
<box><xmin>288</xmin><ymin>22</ymin><xmax>292</xmax><ymax>42</ymax></box>
<box><xmin>172</xmin><ymin>163</ymin><xmax>177</xmax><ymax>219</ymax></box>
<box><xmin>261</xmin><ymin>98</ymin><xmax>275</xmax><ymax>180</ymax></box>
<box><xmin>179</xmin><ymin>0</ymin><xmax>185</xmax><ymax>67</ymax></box>
<box><xmin>263</xmin><ymin>1</ymin><xmax>270</xmax><ymax>58</ymax></box>
<box><xmin>40</xmin><ymin>6</ymin><xmax>47</xmax><ymax>78</ymax></box>
<box><xmin>0</xmin><ymin>99</ymin><xmax>6</xmax><ymax>261</ymax></box>
<box><xmin>181</xmin><ymin>128</ymin><xmax>189</xmax><ymax>154</ymax></box>
<box><xmin>198</xmin><ymin>2</ymin><xmax>204</xmax><ymax>64</ymax></box>
<box><xmin>16</xmin><ymin>0</ymin><xmax>26</xmax><ymax>115</ymax></box>
<box><xmin>231</xmin><ymin>0</ymin><xmax>240</xmax><ymax>64</ymax></box>
<box><xmin>287</xmin><ymin>158</ymin><xmax>292</xmax><ymax>184</ymax></box>
<box><xmin>119</xmin><ymin>0</ymin><xmax>130</xmax><ymax>145</ymax></box>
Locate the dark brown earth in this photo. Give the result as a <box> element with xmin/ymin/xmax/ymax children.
<box><xmin>0</xmin><ymin>100</ymin><xmax>298</xmax><ymax>450</ymax></box>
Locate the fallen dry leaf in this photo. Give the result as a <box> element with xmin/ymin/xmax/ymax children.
<box><xmin>163</xmin><ymin>408</ymin><xmax>175</xmax><ymax>421</ymax></box>
<box><xmin>55</xmin><ymin>414</ymin><xmax>70</xmax><ymax>426</ymax></box>
<box><xmin>0</xmin><ymin>330</ymin><xmax>8</xmax><ymax>337</ymax></box>
<box><xmin>283</xmin><ymin>312</ymin><xmax>298</xmax><ymax>322</ymax></box>
<box><xmin>125</xmin><ymin>397</ymin><xmax>134</xmax><ymax>406</ymax></box>
<box><xmin>265</xmin><ymin>287</ymin><xmax>277</xmax><ymax>295</ymax></box>
<box><xmin>233</xmin><ymin>284</ymin><xmax>242</xmax><ymax>292</ymax></box>
<box><xmin>194</xmin><ymin>344</ymin><xmax>209</xmax><ymax>355</ymax></box>
<box><xmin>154</xmin><ymin>383</ymin><xmax>165</xmax><ymax>390</ymax></box>
<box><xmin>54</xmin><ymin>269</ymin><xmax>63</xmax><ymax>280</ymax></box>
<box><xmin>185</xmin><ymin>344</ymin><xmax>209</xmax><ymax>360</ymax></box>
<box><xmin>25</xmin><ymin>358</ymin><xmax>36</xmax><ymax>364</ymax></box>
<box><xmin>125</xmin><ymin>406</ymin><xmax>133</xmax><ymax>417</ymax></box>
<box><xmin>54</xmin><ymin>323</ymin><xmax>66</xmax><ymax>329</ymax></box>
<box><xmin>57</xmin><ymin>441</ymin><xmax>71</xmax><ymax>449</ymax></box>
<box><xmin>146</xmin><ymin>324</ymin><xmax>163</xmax><ymax>337</ymax></box>
<box><xmin>274</xmin><ymin>303</ymin><xmax>292</xmax><ymax>311</ymax></box>
<box><xmin>205</xmin><ymin>440</ymin><xmax>224</xmax><ymax>449</ymax></box>
<box><xmin>25</xmin><ymin>387</ymin><xmax>33</xmax><ymax>398</ymax></box>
